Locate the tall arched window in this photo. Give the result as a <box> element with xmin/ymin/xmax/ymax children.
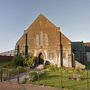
<box><xmin>36</xmin><ymin>34</ymin><xmax>39</xmax><ymax>46</ymax></box>
<box><xmin>35</xmin><ymin>32</ymin><xmax>48</xmax><ymax>46</ymax></box>
<box><xmin>44</xmin><ymin>33</ymin><xmax>48</xmax><ymax>46</ymax></box>
<box><xmin>40</xmin><ymin>32</ymin><xmax>43</xmax><ymax>46</ymax></box>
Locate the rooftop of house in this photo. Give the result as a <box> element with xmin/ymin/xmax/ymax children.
<box><xmin>84</xmin><ymin>42</ymin><xmax>90</xmax><ymax>52</ymax></box>
<box><xmin>72</xmin><ymin>41</ymin><xmax>85</xmax><ymax>52</ymax></box>
<box><xmin>84</xmin><ymin>42</ymin><xmax>90</xmax><ymax>47</ymax></box>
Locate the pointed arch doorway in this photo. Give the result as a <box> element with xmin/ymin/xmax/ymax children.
<box><xmin>37</xmin><ymin>52</ymin><xmax>44</xmax><ymax>64</ymax></box>
<box><xmin>36</xmin><ymin>50</ymin><xmax>46</xmax><ymax>65</ymax></box>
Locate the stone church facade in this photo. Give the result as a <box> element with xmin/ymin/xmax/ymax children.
<box><xmin>15</xmin><ymin>14</ymin><xmax>72</xmax><ymax>67</ymax></box>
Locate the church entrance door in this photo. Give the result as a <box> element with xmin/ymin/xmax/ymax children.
<box><xmin>37</xmin><ymin>52</ymin><xmax>44</xmax><ymax>65</ymax></box>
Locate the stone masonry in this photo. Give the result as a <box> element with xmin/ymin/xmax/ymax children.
<box><xmin>16</xmin><ymin>14</ymin><xmax>72</xmax><ymax>67</ymax></box>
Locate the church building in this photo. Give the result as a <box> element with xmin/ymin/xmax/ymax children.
<box><xmin>15</xmin><ymin>14</ymin><xmax>73</xmax><ymax>67</ymax></box>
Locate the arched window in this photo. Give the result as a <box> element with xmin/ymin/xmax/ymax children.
<box><xmin>44</xmin><ymin>33</ymin><xmax>48</xmax><ymax>46</ymax></box>
<box><xmin>35</xmin><ymin>32</ymin><xmax>48</xmax><ymax>46</ymax></box>
<box><xmin>36</xmin><ymin>34</ymin><xmax>39</xmax><ymax>46</ymax></box>
<box><xmin>40</xmin><ymin>32</ymin><xmax>43</xmax><ymax>46</ymax></box>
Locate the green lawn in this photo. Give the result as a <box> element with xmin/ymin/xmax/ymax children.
<box><xmin>32</xmin><ymin>69</ymin><xmax>90</xmax><ymax>90</ymax></box>
<box><xmin>0</xmin><ymin>60</ymin><xmax>90</xmax><ymax>90</ymax></box>
<box><xmin>0</xmin><ymin>61</ymin><xmax>12</xmax><ymax>67</ymax></box>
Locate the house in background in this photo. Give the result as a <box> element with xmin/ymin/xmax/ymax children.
<box><xmin>15</xmin><ymin>14</ymin><xmax>73</xmax><ymax>67</ymax></box>
<box><xmin>84</xmin><ymin>42</ymin><xmax>90</xmax><ymax>62</ymax></box>
<box><xmin>0</xmin><ymin>50</ymin><xmax>15</xmax><ymax>56</ymax></box>
<box><xmin>72</xmin><ymin>42</ymin><xmax>86</xmax><ymax>64</ymax></box>
<box><xmin>71</xmin><ymin>41</ymin><xmax>87</xmax><ymax>68</ymax></box>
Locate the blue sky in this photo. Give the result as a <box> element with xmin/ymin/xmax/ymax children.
<box><xmin>0</xmin><ymin>0</ymin><xmax>90</xmax><ymax>52</ymax></box>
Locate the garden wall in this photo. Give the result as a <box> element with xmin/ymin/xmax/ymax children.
<box><xmin>0</xmin><ymin>55</ymin><xmax>14</xmax><ymax>62</ymax></box>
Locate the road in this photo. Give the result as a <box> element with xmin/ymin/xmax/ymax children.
<box><xmin>0</xmin><ymin>82</ymin><xmax>62</xmax><ymax>90</ymax></box>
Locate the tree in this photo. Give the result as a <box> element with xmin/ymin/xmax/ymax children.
<box><xmin>12</xmin><ymin>55</ymin><xmax>24</xmax><ymax>67</ymax></box>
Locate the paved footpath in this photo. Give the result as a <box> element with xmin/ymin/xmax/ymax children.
<box><xmin>0</xmin><ymin>82</ymin><xmax>62</xmax><ymax>90</ymax></box>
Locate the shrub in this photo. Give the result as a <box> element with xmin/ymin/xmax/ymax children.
<box><xmin>28</xmin><ymin>71</ymin><xmax>38</xmax><ymax>82</ymax></box>
<box><xmin>17</xmin><ymin>66</ymin><xmax>27</xmax><ymax>73</ymax></box>
<box><xmin>74</xmin><ymin>68</ymin><xmax>84</xmax><ymax>74</ymax></box>
<box><xmin>45</xmin><ymin>65</ymin><xmax>60</xmax><ymax>71</ymax></box>
<box><xmin>12</xmin><ymin>55</ymin><xmax>24</xmax><ymax>67</ymax></box>
<box><xmin>31</xmin><ymin>56</ymin><xmax>38</xmax><ymax>67</ymax></box>
<box><xmin>21</xmin><ymin>77</ymin><xmax>29</xmax><ymax>84</ymax></box>
<box><xmin>65</xmin><ymin>68</ymin><xmax>74</xmax><ymax>74</ymax></box>
<box><xmin>24</xmin><ymin>56</ymin><xmax>37</xmax><ymax>68</ymax></box>
<box><xmin>39</xmin><ymin>71</ymin><xmax>47</xmax><ymax>79</ymax></box>
<box><xmin>9</xmin><ymin>68</ymin><xmax>17</xmax><ymax>76</ymax></box>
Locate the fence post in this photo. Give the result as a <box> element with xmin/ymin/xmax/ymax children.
<box><xmin>37</xmin><ymin>71</ymin><xmax>39</xmax><ymax>85</ymax></box>
<box><xmin>87</xmin><ymin>70</ymin><xmax>89</xmax><ymax>90</ymax></box>
<box><xmin>74</xmin><ymin>69</ymin><xmax>77</xmax><ymax>90</ymax></box>
<box><xmin>17</xmin><ymin>67</ymin><xmax>20</xmax><ymax>84</ymax></box>
<box><xmin>0</xmin><ymin>67</ymin><xmax>2</xmax><ymax>82</ymax></box>
<box><xmin>7</xmin><ymin>68</ymin><xmax>10</xmax><ymax>80</ymax></box>
<box><xmin>27</xmin><ymin>67</ymin><xmax>29</xmax><ymax>75</ymax></box>
<box><xmin>60</xmin><ymin>68</ymin><xmax>63</xmax><ymax>88</ymax></box>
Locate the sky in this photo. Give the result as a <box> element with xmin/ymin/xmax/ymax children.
<box><xmin>0</xmin><ymin>0</ymin><xmax>90</xmax><ymax>52</ymax></box>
